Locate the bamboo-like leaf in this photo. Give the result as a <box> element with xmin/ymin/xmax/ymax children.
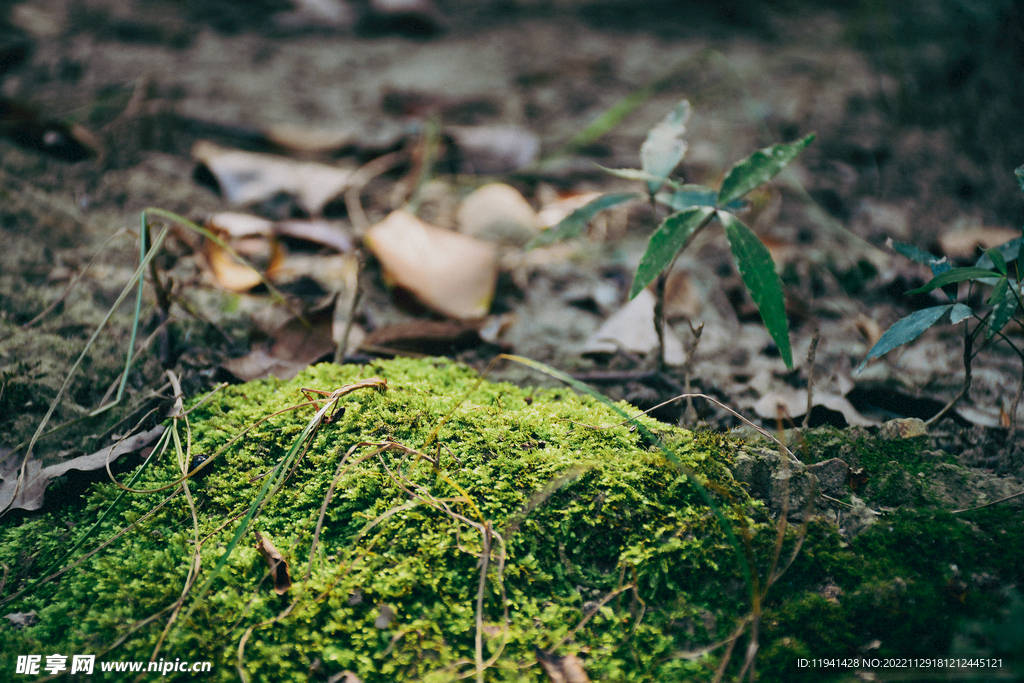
<box><xmin>950</xmin><ymin>303</ymin><xmax>973</xmax><ymax>324</ymax></box>
<box><xmin>987</xmin><ymin>280</ymin><xmax>1018</xmax><ymax>339</ymax></box>
<box><xmin>656</xmin><ymin>185</ymin><xmax>719</xmax><ymax>211</ymax></box>
<box><xmin>717</xmin><ymin>134</ymin><xmax>815</xmax><ymax>208</ymax></box>
<box><xmin>718</xmin><ymin>211</ymin><xmax>793</xmax><ymax>368</ymax></box>
<box><xmin>984</xmin><ymin>247</ymin><xmax>1008</xmax><ymax>275</ymax></box>
<box><xmin>640</xmin><ymin>99</ymin><xmax>690</xmax><ymax>195</ymax></box>
<box><xmin>891</xmin><ymin>240</ymin><xmax>939</xmax><ymax>264</ymax></box>
<box><xmin>986</xmin><ymin>277</ymin><xmax>1008</xmax><ymax>307</ymax></box>
<box><xmin>856</xmin><ymin>305</ymin><xmax>953</xmax><ymax>373</ymax></box>
<box><xmin>629</xmin><ymin>206</ymin><xmax>715</xmax><ymax>299</ymax></box>
<box><xmin>907</xmin><ymin>267</ymin><xmax>1001</xmax><ymax>294</ymax></box>
<box><xmin>525</xmin><ymin>192</ymin><xmax>641</xmax><ymax>249</ymax></box>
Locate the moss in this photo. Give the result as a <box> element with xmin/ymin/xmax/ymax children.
<box><xmin>1</xmin><ymin>359</ymin><xmax>1021</xmax><ymax>682</ymax></box>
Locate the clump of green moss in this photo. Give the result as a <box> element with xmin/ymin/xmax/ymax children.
<box><xmin>0</xmin><ymin>358</ymin><xmax>762</xmax><ymax>681</ymax></box>
<box><xmin>1</xmin><ymin>359</ymin><xmax>1022</xmax><ymax>682</ymax></box>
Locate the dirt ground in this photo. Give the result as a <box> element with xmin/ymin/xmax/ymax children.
<box><xmin>2</xmin><ymin>0</ymin><xmax>1024</xmax><ymax>477</ymax></box>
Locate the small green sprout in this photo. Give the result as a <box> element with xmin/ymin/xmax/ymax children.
<box><xmin>527</xmin><ymin>100</ymin><xmax>814</xmax><ymax>369</ymax></box>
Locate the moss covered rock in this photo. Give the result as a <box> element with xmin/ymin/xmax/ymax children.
<box><xmin>1</xmin><ymin>358</ymin><xmax>1022</xmax><ymax>682</ymax></box>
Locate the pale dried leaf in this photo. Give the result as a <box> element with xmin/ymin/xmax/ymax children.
<box><xmin>583</xmin><ymin>288</ymin><xmax>686</xmax><ymax>365</ymax></box>
<box><xmin>456</xmin><ymin>183</ymin><xmax>540</xmax><ymax>246</ymax></box>
<box><xmin>536</xmin><ymin>649</ymin><xmax>591</xmax><ymax>683</ymax></box>
<box><xmin>193</xmin><ymin>141</ymin><xmax>354</xmax><ymax>214</ymax></box>
<box><xmin>939</xmin><ymin>225</ymin><xmax>1020</xmax><ymax>259</ymax></box>
<box><xmin>0</xmin><ymin>426</ymin><xmax>165</xmax><ymax>513</ymax></box>
<box><xmin>364</xmin><ymin>210</ymin><xmax>497</xmax><ymax>319</ymax></box>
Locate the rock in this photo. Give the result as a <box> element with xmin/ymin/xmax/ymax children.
<box><xmin>878</xmin><ymin>418</ymin><xmax>928</xmax><ymax>440</ymax></box>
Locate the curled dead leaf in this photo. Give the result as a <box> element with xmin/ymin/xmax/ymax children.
<box><xmin>364</xmin><ymin>210</ymin><xmax>497</xmax><ymax>319</ymax></box>
<box><xmin>193</xmin><ymin>141</ymin><xmax>354</xmax><ymax>214</ymax></box>
<box><xmin>254</xmin><ymin>530</ymin><xmax>292</xmax><ymax>596</ymax></box>
<box><xmin>0</xmin><ymin>426</ymin><xmax>165</xmax><ymax>513</ymax></box>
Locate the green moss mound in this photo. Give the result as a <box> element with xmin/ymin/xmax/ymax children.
<box><xmin>2</xmin><ymin>358</ymin><xmax>1023</xmax><ymax>682</ymax></box>
<box><xmin>0</xmin><ymin>358</ymin><xmax>760</xmax><ymax>681</ymax></box>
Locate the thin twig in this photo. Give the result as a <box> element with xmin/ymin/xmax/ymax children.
<box><xmin>802</xmin><ymin>325</ymin><xmax>820</xmax><ymax>429</ymax></box>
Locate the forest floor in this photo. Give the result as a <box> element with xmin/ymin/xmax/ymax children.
<box><xmin>2</xmin><ymin>0</ymin><xmax>1023</xmax><ymax>503</ymax></box>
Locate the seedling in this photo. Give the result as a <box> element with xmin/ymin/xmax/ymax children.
<box><xmin>858</xmin><ymin>164</ymin><xmax>1024</xmax><ymax>426</ymax></box>
<box><xmin>528</xmin><ymin>100</ymin><xmax>814</xmax><ymax>369</ymax></box>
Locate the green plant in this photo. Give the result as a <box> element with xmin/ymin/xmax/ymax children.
<box><xmin>857</xmin><ymin>164</ymin><xmax>1024</xmax><ymax>426</ymax></box>
<box><xmin>527</xmin><ymin>100</ymin><xmax>815</xmax><ymax>369</ymax></box>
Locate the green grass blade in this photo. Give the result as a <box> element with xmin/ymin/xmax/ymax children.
<box><xmin>628</xmin><ymin>206</ymin><xmax>715</xmax><ymax>299</ymax></box>
<box><xmin>718</xmin><ymin>211</ymin><xmax>793</xmax><ymax>368</ymax></box>
<box><xmin>655</xmin><ymin>185</ymin><xmax>719</xmax><ymax>211</ymax></box>
<box><xmin>907</xmin><ymin>267</ymin><xmax>1001</xmax><ymax>294</ymax></box>
<box><xmin>717</xmin><ymin>134</ymin><xmax>815</xmax><ymax>208</ymax></box>
<box><xmin>525</xmin><ymin>192</ymin><xmax>641</xmax><ymax>249</ymax></box>
<box><xmin>856</xmin><ymin>305</ymin><xmax>953</xmax><ymax>372</ymax></box>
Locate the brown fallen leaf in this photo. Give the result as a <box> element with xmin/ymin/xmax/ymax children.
<box><xmin>201</xmin><ymin>233</ymin><xmax>283</xmax><ymax>293</ymax></box>
<box><xmin>364</xmin><ymin>210</ymin><xmax>497</xmax><ymax>319</ymax></box>
<box><xmin>220</xmin><ymin>299</ymin><xmax>358</xmax><ymax>382</ymax></box>
<box><xmin>326</xmin><ymin>672</ymin><xmax>363</xmax><ymax>683</ymax></box>
<box><xmin>361</xmin><ymin>319</ymin><xmax>484</xmax><ymax>355</ymax></box>
<box><xmin>254</xmin><ymin>530</ymin><xmax>292</xmax><ymax>596</ymax></box>
<box><xmin>536</xmin><ymin>649</ymin><xmax>591</xmax><ymax>683</ymax></box>
<box><xmin>0</xmin><ymin>426</ymin><xmax>165</xmax><ymax>513</ymax></box>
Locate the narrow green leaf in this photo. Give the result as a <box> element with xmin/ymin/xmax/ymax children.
<box><xmin>891</xmin><ymin>240</ymin><xmax>939</xmax><ymax>264</ymax></box>
<box><xmin>717</xmin><ymin>133</ymin><xmax>815</xmax><ymax>208</ymax></box>
<box><xmin>986</xmin><ymin>277</ymin><xmax>1008</xmax><ymax>306</ymax></box>
<box><xmin>856</xmin><ymin>305</ymin><xmax>953</xmax><ymax>373</ymax></box>
<box><xmin>950</xmin><ymin>303</ymin><xmax>973</xmax><ymax>324</ymax></box>
<box><xmin>629</xmin><ymin>206</ymin><xmax>716</xmax><ymax>299</ymax></box>
<box><xmin>976</xmin><ymin>236</ymin><xmax>1021</xmax><ymax>270</ymax></box>
<box><xmin>718</xmin><ymin>211</ymin><xmax>793</xmax><ymax>369</ymax></box>
<box><xmin>656</xmin><ymin>185</ymin><xmax>719</xmax><ymax>211</ymax></box>
<box><xmin>907</xmin><ymin>266</ymin><xmax>1001</xmax><ymax>294</ymax></box>
<box><xmin>525</xmin><ymin>192</ymin><xmax>641</xmax><ymax>249</ymax></box>
<box><xmin>987</xmin><ymin>280</ymin><xmax>1018</xmax><ymax>339</ymax></box>
<box><xmin>984</xmin><ymin>247</ymin><xmax>1008</xmax><ymax>275</ymax></box>
<box><xmin>640</xmin><ymin>100</ymin><xmax>691</xmax><ymax>195</ymax></box>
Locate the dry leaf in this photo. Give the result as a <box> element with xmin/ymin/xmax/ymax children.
<box><xmin>364</xmin><ymin>210</ymin><xmax>497</xmax><ymax>319</ymax></box>
<box><xmin>254</xmin><ymin>530</ymin><xmax>292</xmax><ymax>595</ymax></box>
<box><xmin>456</xmin><ymin>183</ymin><xmax>540</xmax><ymax>246</ymax></box>
<box><xmin>447</xmin><ymin>125</ymin><xmax>540</xmax><ymax>174</ymax></box>
<box><xmin>939</xmin><ymin>225</ymin><xmax>1020</xmax><ymax>259</ymax></box>
<box><xmin>326</xmin><ymin>672</ymin><xmax>363</xmax><ymax>683</ymax></box>
<box><xmin>361</xmin><ymin>319</ymin><xmax>484</xmax><ymax>355</ymax></box>
<box><xmin>754</xmin><ymin>390</ymin><xmax>876</xmax><ymax>427</ymax></box>
<box><xmin>264</xmin><ymin>122</ymin><xmax>356</xmax><ymax>153</ymax></box>
<box><xmin>201</xmin><ymin>233</ymin><xmax>283</xmax><ymax>293</ymax></box>
<box><xmin>3</xmin><ymin>611</ymin><xmax>38</xmax><ymax>629</ymax></box>
<box><xmin>0</xmin><ymin>426</ymin><xmax>165</xmax><ymax>513</ymax></box>
<box><xmin>193</xmin><ymin>140</ymin><xmax>354</xmax><ymax>214</ymax></box>
<box><xmin>274</xmin><ymin>219</ymin><xmax>354</xmax><ymax>253</ymax></box>
<box><xmin>536</xmin><ymin>649</ymin><xmax>591</xmax><ymax>683</ymax></box>
<box><xmin>583</xmin><ymin>289</ymin><xmax>686</xmax><ymax>365</ymax></box>
<box><xmin>221</xmin><ymin>301</ymin><xmax>345</xmax><ymax>381</ymax></box>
